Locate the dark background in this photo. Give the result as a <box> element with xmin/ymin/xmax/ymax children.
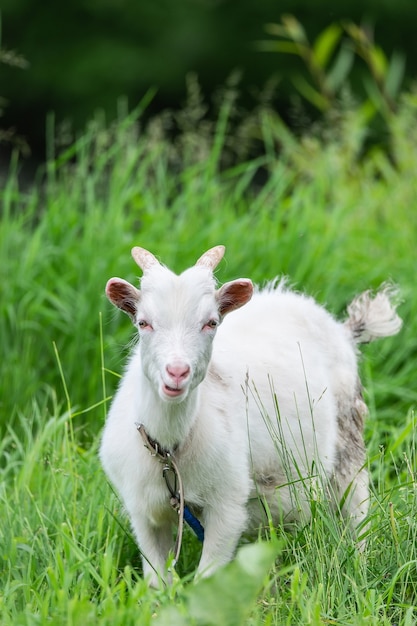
<box><xmin>1</xmin><ymin>0</ymin><xmax>417</xmax><ymax>161</ymax></box>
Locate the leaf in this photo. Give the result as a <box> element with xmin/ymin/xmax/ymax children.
<box><xmin>343</xmin><ymin>22</ymin><xmax>368</xmax><ymax>47</ymax></box>
<box><xmin>362</xmin><ymin>75</ymin><xmax>387</xmax><ymax>114</ymax></box>
<box><xmin>264</xmin><ymin>22</ymin><xmax>291</xmax><ymax>38</ymax></box>
<box><xmin>325</xmin><ymin>45</ymin><xmax>355</xmax><ymax>92</ymax></box>
<box><xmin>313</xmin><ymin>23</ymin><xmax>343</xmax><ymax>69</ymax></box>
<box><xmin>384</xmin><ymin>50</ymin><xmax>406</xmax><ymax>99</ymax></box>
<box><xmin>368</xmin><ymin>45</ymin><xmax>388</xmax><ymax>81</ymax></box>
<box><xmin>154</xmin><ymin>541</ymin><xmax>280</xmax><ymax>626</ymax></box>
<box><xmin>292</xmin><ymin>75</ymin><xmax>330</xmax><ymax>112</ymax></box>
<box><xmin>358</xmin><ymin>98</ymin><xmax>377</xmax><ymax>124</ymax></box>
<box><xmin>281</xmin><ymin>14</ymin><xmax>307</xmax><ymax>44</ymax></box>
<box><xmin>154</xmin><ymin>605</ymin><xmax>189</xmax><ymax>626</ymax></box>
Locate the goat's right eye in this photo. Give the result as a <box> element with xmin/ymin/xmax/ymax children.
<box><xmin>203</xmin><ymin>319</ymin><xmax>219</xmax><ymax>331</ymax></box>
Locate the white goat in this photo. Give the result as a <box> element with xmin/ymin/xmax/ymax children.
<box><xmin>100</xmin><ymin>245</ymin><xmax>401</xmax><ymax>587</ymax></box>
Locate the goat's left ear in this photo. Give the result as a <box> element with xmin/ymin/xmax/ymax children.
<box><xmin>216</xmin><ymin>279</ymin><xmax>253</xmax><ymax>317</ymax></box>
<box><xmin>106</xmin><ymin>278</ymin><xmax>140</xmax><ymax>321</ymax></box>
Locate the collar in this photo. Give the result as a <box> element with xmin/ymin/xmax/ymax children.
<box><xmin>136</xmin><ymin>422</ymin><xmax>177</xmax><ymax>460</ymax></box>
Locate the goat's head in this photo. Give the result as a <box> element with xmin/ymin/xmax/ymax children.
<box><xmin>106</xmin><ymin>246</ymin><xmax>253</xmax><ymax>403</ymax></box>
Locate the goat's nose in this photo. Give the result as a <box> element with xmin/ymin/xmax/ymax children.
<box><xmin>166</xmin><ymin>363</ymin><xmax>190</xmax><ymax>384</ymax></box>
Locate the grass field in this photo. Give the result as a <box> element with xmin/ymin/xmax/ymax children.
<box><xmin>1</xmin><ymin>91</ymin><xmax>417</xmax><ymax>624</ymax></box>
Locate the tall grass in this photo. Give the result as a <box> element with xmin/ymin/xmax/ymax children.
<box><xmin>1</xmin><ymin>90</ymin><xmax>417</xmax><ymax>624</ymax></box>
<box><xmin>1</xmin><ymin>401</ymin><xmax>416</xmax><ymax>624</ymax></box>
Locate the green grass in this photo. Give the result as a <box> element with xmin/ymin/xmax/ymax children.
<box><xmin>1</xmin><ymin>91</ymin><xmax>417</xmax><ymax>624</ymax></box>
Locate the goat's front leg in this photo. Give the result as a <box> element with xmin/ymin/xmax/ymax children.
<box><xmin>196</xmin><ymin>501</ymin><xmax>248</xmax><ymax>579</ymax></box>
<box><xmin>130</xmin><ymin>515</ymin><xmax>174</xmax><ymax>588</ymax></box>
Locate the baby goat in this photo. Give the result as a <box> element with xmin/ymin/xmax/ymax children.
<box><xmin>100</xmin><ymin>245</ymin><xmax>401</xmax><ymax>587</ymax></box>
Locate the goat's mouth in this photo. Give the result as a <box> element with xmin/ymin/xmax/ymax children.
<box><xmin>162</xmin><ymin>384</ymin><xmax>185</xmax><ymax>398</ymax></box>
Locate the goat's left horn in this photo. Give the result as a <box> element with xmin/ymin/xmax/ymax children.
<box><xmin>195</xmin><ymin>245</ymin><xmax>225</xmax><ymax>270</ymax></box>
<box><xmin>131</xmin><ymin>247</ymin><xmax>160</xmax><ymax>271</ymax></box>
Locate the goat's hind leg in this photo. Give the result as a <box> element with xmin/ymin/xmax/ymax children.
<box><xmin>332</xmin><ymin>395</ymin><xmax>370</xmax><ymax>544</ymax></box>
<box><xmin>331</xmin><ymin>465</ymin><xmax>370</xmax><ymax>549</ymax></box>
<box><xmin>343</xmin><ymin>467</ymin><xmax>370</xmax><ymax>545</ymax></box>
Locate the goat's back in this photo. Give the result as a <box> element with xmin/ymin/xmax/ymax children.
<box><xmin>213</xmin><ymin>282</ymin><xmax>358</xmax><ymax>402</ymax></box>
<box><xmin>206</xmin><ymin>283</ymin><xmax>358</xmax><ymax>485</ymax></box>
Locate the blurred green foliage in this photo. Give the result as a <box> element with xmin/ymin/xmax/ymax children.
<box><xmin>1</xmin><ymin>0</ymin><xmax>417</xmax><ymax>155</ymax></box>
<box><xmin>257</xmin><ymin>14</ymin><xmax>407</xmax><ymax>154</ymax></box>
<box><xmin>0</xmin><ymin>24</ymin><xmax>29</xmax><ymax>153</ymax></box>
<box><xmin>260</xmin><ymin>15</ymin><xmax>406</xmax><ymax>115</ymax></box>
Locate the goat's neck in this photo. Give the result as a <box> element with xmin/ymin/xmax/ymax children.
<box><xmin>139</xmin><ymin>377</ymin><xmax>200</xmax><ymax>452</ymax></box>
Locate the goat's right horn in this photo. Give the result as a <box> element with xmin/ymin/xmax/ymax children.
<box><xmin>131</xmin><ymin>247</ymin><xmax>160</xmax><ymax>271</ymax></box>
<box><xmin>195</xmin><ymin>245</ymin><xmax>225</xmax><ymax>270</ymax></box>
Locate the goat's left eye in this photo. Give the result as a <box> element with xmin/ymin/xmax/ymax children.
<box><xmin>138</xmin><ymin>320</ymin><xmax>152</xmax><ymax>330</ymax></box>
<box><xmin>203</xmin><ymin>319</ymin><xmax>219</xmax><ymax>330</ymax></box>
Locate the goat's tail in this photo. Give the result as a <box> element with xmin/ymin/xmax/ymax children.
<box><xmin>345</xmin><ymin>284</ymin><xmax>402</xmax><ymax>344</ymax></box>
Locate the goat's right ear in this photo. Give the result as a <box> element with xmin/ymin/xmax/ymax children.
<box><xmin>106</xmin><ymin>278</ymin><xmax>140</xmax><ymax>321</ymax></box>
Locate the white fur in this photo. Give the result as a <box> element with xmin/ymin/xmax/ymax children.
<box><xmin>100</xmin><ymin>248</ymin><xmax>402</xmax><ymax>587</ymax></box>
